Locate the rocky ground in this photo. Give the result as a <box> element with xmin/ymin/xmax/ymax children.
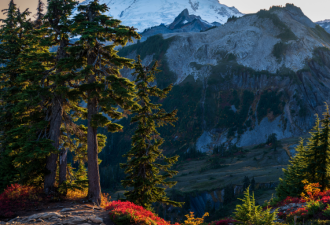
<box><xmin>0</xmin><ymin>202</ymin><xmax>115</xmax><ymax>225</ymax></box>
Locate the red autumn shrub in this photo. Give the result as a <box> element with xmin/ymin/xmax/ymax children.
<box><xmin>0</xmin><ymin>184</ymin><xmax>41</xmax><ymax>218</ymax></box>
<box><xmin>210</xmin><ymin>218</ymin><xmax>237</xmax><ymax>225</ymax></box>
<box><xmin>278</xmin><ymin>212</ymin><xmax>287</xmax><ymax>220</ymax></box>
<box><xmin>321</xmin><ymin>196</ymin><xmax>330</xmax><ymax>204</ymax></box>
<box><xmin>287</xmin><ymin>207</ymin><xmax>309</xmax><ymax>221</ymax></box>
<box><xmin>105</xmin><ymin>200</ymin><xmax>178</xmax><ymax>225</ymax></box>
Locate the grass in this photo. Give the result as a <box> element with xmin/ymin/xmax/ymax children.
<box><xmin>169</xmin><ymin>134</ymin><xmax>310</xmax><ymax>194</ymax></box>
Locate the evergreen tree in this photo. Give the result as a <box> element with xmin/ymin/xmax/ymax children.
<box><xmin>315</xmin><ymin>105</ymin><xmax>330</xmax><ymax>191</ymax></box>
<box><xmin>224</xmin><ymin>184</ymin><xmax>235</xmax><ymax>205</ymax></box>
<box><xmin>233</xmin><ymin>187</ymin><xmax>277</xmax><ymax>225</ymax></box>
<box><xmin>304</xmin><ymin>115</ymin><xmax>321</xmax><ymax>183</ymax></box>
<box><xmin>276</xmin><ymin>139</ymin><xmax>309</xmax><ymax>199</ymax></box>
<box><xmin>250</xmin><ymin>177</ymin><xmax>255</xmax><ymax>192</ymax></box>
<box><xmin>121</xmin><ymin>56</ymin><xmax>181</xmax><ymax>210</ymax></box>
<box><xmin>242</xmin><ymin>176</ymin><xmax>250</xmax><ymax>191</ymax></box>
<box><xmin>41</xmin><ymin>0</ymin><xmax>80</xmax><ymax>195</ymax></box>
<box><xmin>69</xmin><ymin>0</ymin><xmax>140</xmax><ymax>204</ymax></box>
<box><xmin>0</xmin><ymin>0</ymin><xmax>35</xmax><ymax>190</ymax></box>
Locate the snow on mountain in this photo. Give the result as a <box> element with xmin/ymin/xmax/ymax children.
<box><xmin>78</xmin><ymin>0</ymin><xmax>243</xmax><ymax>32</ymax></box>
<box><xmin>316</xmin><ymin>19</ymin><xmax>330</xmax><ymax>34</ymax></box>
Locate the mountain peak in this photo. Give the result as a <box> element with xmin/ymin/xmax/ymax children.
<box><xmin>78</xmin><ymin>0</ymin><xmax>243</xmax><ymax>31</ymax></box>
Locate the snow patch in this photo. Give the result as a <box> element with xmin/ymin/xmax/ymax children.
<box><xmin>77</xmin><ymin>0</ymin><xmax>243</xmax><ymax>31</ymax></box>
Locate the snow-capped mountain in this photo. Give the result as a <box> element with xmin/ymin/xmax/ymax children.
<box><xmin>316</xmin><ymin>19</ymin><xmax>330</xmax><ymax>34</ymax></box>
<box><xmin>78</xmin><ymin>0</ymin><xmax>243</xmax><ymax>31</ymax></box>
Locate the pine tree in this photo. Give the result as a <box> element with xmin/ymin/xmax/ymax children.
<box><xmin>0</xmin><ymin>0</ymin><xmax>35</xmax><ymax>190</ymax></box>
<box><xmin>121</xmin><ymin>56</ymin><xmax>181</xmax><ymax>210</ymax></box>
<box><xmin>276</xmin><ymin>139</ymin><xmax>309</xmax><ymax>198</ymax></box>
<box><xmin>224</xmin><ymin>184</ymin><xmax>235</xmax><ymax>205</ymax></box>
<box><xmin>233</xmin><ymin>187</ymin><xmax>277</xmax><ymax>225</ymax></box>
<box><xmin>242</xmin><ymin>176</ymin><xmax>250</xmax><ymax>191</ymax></box>
<box><xmin>250</xmin><ymin>177</ymin><xmax>255</xmax><ymax>192</ymax></box>
<box><xmin>304</xmin><ymin>114</ymin><xmax>321</xmax><ymax>183</ymax></box>
<box><xmin>315</xmin><ymin>105</ymin><xmax>330</xmax><ymax>191</ymax></box>
<box><xmin>42</xmin><ymin>0</ymin><xmax>80</xmax><ymax>195</ymax></box>
<box><xmin>69</xmin><ymin>0</ymin><xmax>140</xmax><ymax>205</ymax></box>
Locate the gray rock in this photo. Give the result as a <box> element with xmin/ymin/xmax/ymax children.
<box><xmin>89</xmin><ymin>216</ymin><xmax>103</xmax><ymax>223</ymax></box>
<box><xmin>60</xmin><ymin>208</ymin><xmax>75</xmax><ymax>212</ymax></box>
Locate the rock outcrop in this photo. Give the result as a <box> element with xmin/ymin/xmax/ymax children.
<box><xmin>0</xmin><ymin>205</ymin><xmax>110</xmax><ymax>225</ymax></box>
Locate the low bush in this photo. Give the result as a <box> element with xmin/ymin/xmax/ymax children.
<box><xmin>105</xmin><ymin>200</ymin><xmax>178</xmax><ymax>225</ymax></box>
<box><xmin>233</xmin><ymin>187</ymin><xmax>278</xmax><ymax>225</ymax></box>
<box><xmin>208</xmin><ymin>218</ymin><xmax>237</xmax><ymax>225</ymax></box>
<box><xmin>0</xmin><ymin>184</ymin><xmax>42</xmax><ymax>218</ymax></box>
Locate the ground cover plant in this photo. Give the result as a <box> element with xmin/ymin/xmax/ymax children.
<box><xmin>105</xmin><ymin>200</ymin><xmax>179</xmax><ymax>225</ymax></box>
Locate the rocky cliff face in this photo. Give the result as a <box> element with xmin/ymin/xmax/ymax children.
<box><xmin>114</xmin><ymin>4</ymin><xmax>330</xmax><ymax>155</ymax></box>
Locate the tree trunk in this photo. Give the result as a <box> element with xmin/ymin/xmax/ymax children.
<box><xmin>59</xmin><ymin>148</ymin><xmax>67</xmax><ymax>185</ymax></box>
<box><xmin>87</xmin><ymin>95</ymin><xmax>101</xmax><ymax>205</ymax></box>
<box><xmin>44</xmin><ymin>98</ymin><xmax>63</xmax><ymax>195</ymax></box>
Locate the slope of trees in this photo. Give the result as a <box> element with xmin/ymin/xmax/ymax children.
<box><xmin>276</xmin><ymin>105</ymin><xmax>330</xmax><ymax>199</ymax></box>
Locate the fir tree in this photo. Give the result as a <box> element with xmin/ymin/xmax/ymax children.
<box><xmin>242</xmin><ymin>176</ymin><xmax>250</xmax><ymax>191</ymax></box>
<box><xmin>276</xmin><ymin>139</ymin><xmax>309</xmax><ymax>198</ymax></box>
<box><xmin>42</xmin><ymin>0</ymin><xmax>80</xmax><ymax>195</ymax></box>
<box><xmin>0</xmin><ymin>0</ymin><xmax>35</xmax><ymax>190</ymax></box>
<box><xmin>121</xmin><ymin>56</ymin><xmax>181</xmax><ymax>210</ymax></box>
<box><xmin>250</xmin><ymin>177</ymin><xmax>255</xmax><ymax>192</ymax></box>
<box><xmin>304</xmin><ymin>114</ymin><xmax>321</xmax><ymax>183</ymax></box>
<box><xmin>69</xmin><ymin>0</ymin><xmax>140</xmax><ymax>204</ymax></box>
<box><xmin>315</xmin><ymin>105</ymin><xmax>330</xmax><ymax>191</ymax></box>
<box><xmin>233</xmin><ymin>187</ymin><xmax>277</xmax><ymax>225</ymax></box>
<box><xmin>224</xmin><ymin>184</ymin><xmax>235</xmax><ymax>205</ymax></box>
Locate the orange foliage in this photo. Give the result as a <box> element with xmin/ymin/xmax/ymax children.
<box><xmin>301</xmin><ymin>180</ymin><xmax>321</xmax><ymax>201</ymax></box>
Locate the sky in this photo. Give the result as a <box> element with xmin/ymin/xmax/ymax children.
<box><xmin>0</xmin><ymin>0</ymin><xmax>329</xmax><ymax>22</ymax></box>
<box><xmin>220</xmin><ymin>0</ymin><xmax>330</xmax><ymax>22</ymax></box>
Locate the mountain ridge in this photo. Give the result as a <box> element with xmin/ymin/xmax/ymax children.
<box><xmin>78</xmin><ymin>0</ymin><xmax>243</xmax><ymax>31</ymax></box>
<box><xmin>115</xmin><ymin>4</ymin><xmax>330</xmax><ymax>153</ymax></box>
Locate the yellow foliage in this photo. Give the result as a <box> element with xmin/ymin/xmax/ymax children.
<box><xmin>301</xmin><ymin>179</ymin><xmax>321</xmax><ymax>201</ymax></box>
<box><xmin>65</xmin><ymin>189</ymin><xmax>88</xmax><ymax>200</ymax></box>
<box><xmin>183</xmin><ymin>212</ymin><xmax>209</xmax><ymax>225</ymax></box>
<box><xmin>100</xmin><ymin>193</ymin><xmax>111</xmax><ymax>208</ymax></box>
<box><xmin>65</xmin><ymin>189</ymin><xmax>110</xmax><ymax>208</ymax></box>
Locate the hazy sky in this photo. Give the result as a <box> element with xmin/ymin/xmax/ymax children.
<box><xmin>220</xmin><ymin>0</ymin><xmax>330</xmax><ymax>22</ymax></box>
<box><xmin>0</xmin><ymin>0</ymin><xmax>329</xmax><ymax>22</ymax></box>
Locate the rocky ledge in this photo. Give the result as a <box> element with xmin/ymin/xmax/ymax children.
<box><xmin>0</xmin><ymin>205</ymin><xmax>113</xmax><ymax>225</ymax></box>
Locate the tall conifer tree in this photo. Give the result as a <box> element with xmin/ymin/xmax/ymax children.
<box><xmin>0</xmin><ymin>0</ymin><xmax>33</xmax><ymax>190</ymax></box>
<box><xmin>276</xmin><ymin>139</ymin><xmax>309</xmax><ymax>198</ymax></box>
<box><xmin>304</xmin><ymin>115</ymin><xmax>321</xmax><ymax>183</ymax></box>
<box><xmin>42</xmin><ymin>0</ymin><xmax>79</xmax><ymax>195</ymax></box>
<box><xmin>69</xmin><ymin>0</ymin><xmax>140</xmax><ymax>204</ymax></box>
<box><xmin>121</xmin><ymin>56</ymin><xmax>181</xmax><ymax>210</ymax></box>
<box><xmin>315</xmin><ymin>105</ymin><xmax>330</xmax><ymax>191</ymax></box>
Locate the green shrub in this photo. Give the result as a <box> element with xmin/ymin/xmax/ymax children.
<box><xmin>227</xmin><ymin>15</ymin><xmax>239</xmax><ymax>23</ymax></box>
<box><xmin>306</xmin><ymin>200</ymin><xmax>325</xmax><ymax>216</ymax></box>
<box><xmin>233</xmin><ymin>187</ymin><xmax>278</xmax><ymax>225</ymax></box>
<box><xmin>256</xmin><ymin>10</ymin><xmax>297</xmax><ymax>42</ymax></box>
<box><xmin>272</xmin><ymin>42</ymin><xmax>288</xmax><ymax>62</ymax></box>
